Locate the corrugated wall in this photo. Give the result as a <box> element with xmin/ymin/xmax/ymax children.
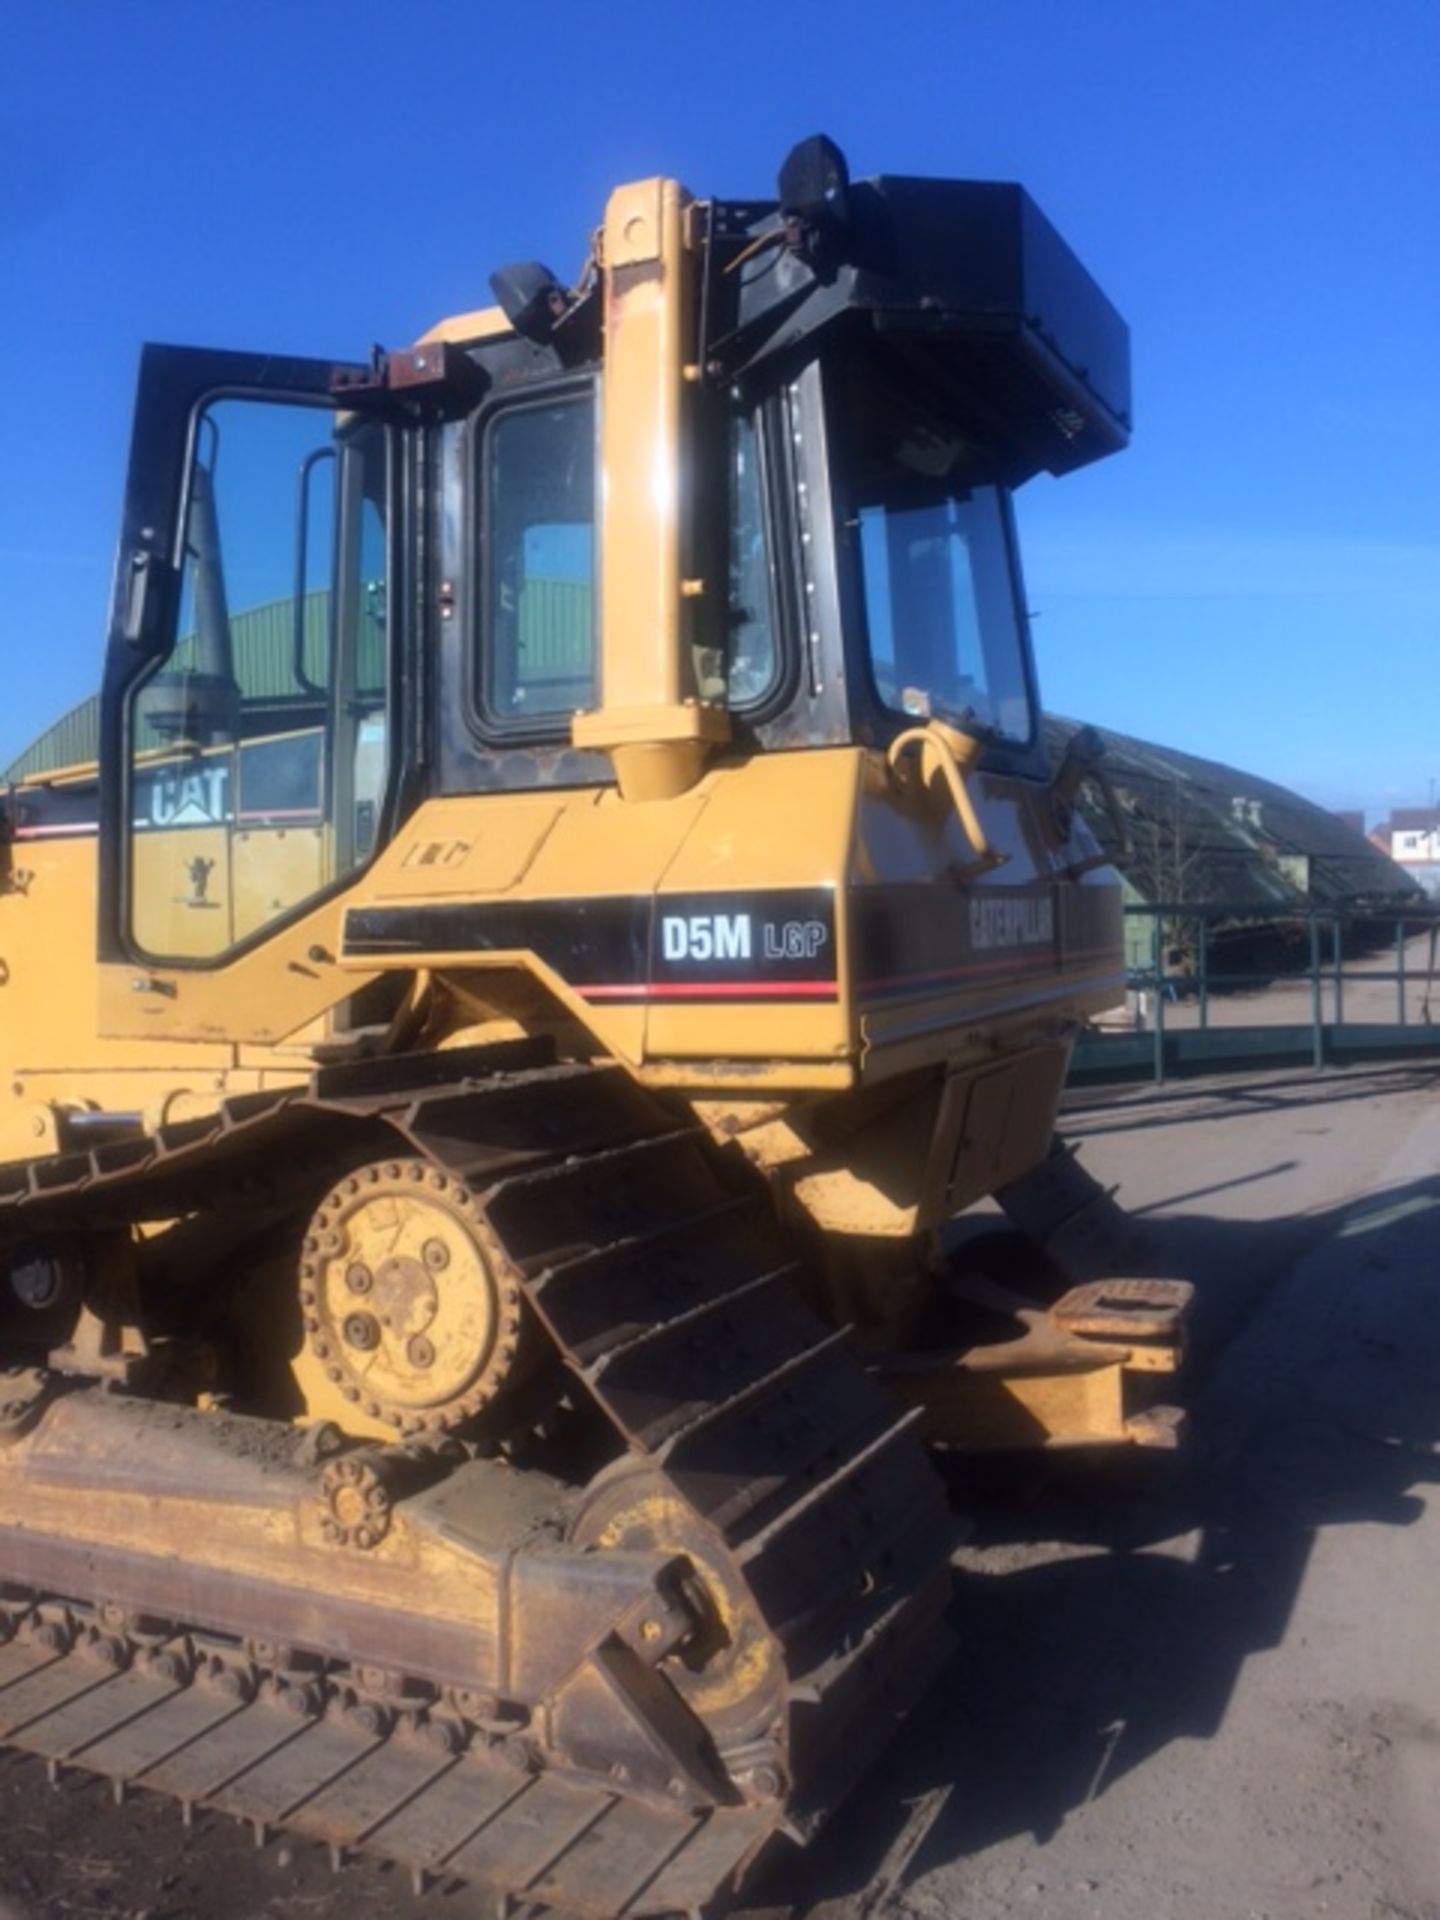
<box><xmin>4</xmin><ymin>593</ymin><xmax>383</xmax><ymax>782</ymax></box>
<box><xmin>4</xmin><ymin>696</ymin><xmax>100</xmax><ymax>782</ymax></box>
<box><xmin>517</xmin><ymin>579</ymin><xmax>590</xmax><ymax>673</ymax></box>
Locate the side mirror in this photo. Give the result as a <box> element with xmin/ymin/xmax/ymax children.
<box><xmin>1053</xmin><ymin>724</ymin><xmax>1108</xmax><ymax>813</ymax></box>
<box><xmin>121</xmin><ymin>548</ymin><xmax>167</xmax><ymax>651</ymax></box>
<box><xmin>777</xmin><ymin>133</ymin><xmax>853</xmax><ymax>277</ymax></box>
<box><xmin>489</xmin><ymin>262</ymin><xmax>568</xmax><ymax>343</ymax></box>
<box><xmin>1051</xmin><ymin>725</ymin><xmax>1132</xmax><ymax>862</ymax></box>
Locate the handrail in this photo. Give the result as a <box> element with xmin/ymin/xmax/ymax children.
<box><xmin>1076</xmin><ymin>897</ymin><xmax>1440</xmax><ymax>1086</ymax></box>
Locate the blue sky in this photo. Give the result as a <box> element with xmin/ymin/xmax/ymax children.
<box><xmin>2</xmin><ymin>0</ymin><xmax>1436</xmax><ymax>817</ymax></box>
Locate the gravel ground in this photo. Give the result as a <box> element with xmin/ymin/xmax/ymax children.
<box><xmin>3</xmin><ymin>1060</ymin><xmax>1440</xmax><ymax>1920</ymax></box>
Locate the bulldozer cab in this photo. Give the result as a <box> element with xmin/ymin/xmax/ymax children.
<box><xmin>88</xmin><ymin>142</ymin><xmax>1130</xmax><ymax>1074</ymax></box>
<box><xmin>101</xmin><ymin>342</ymin><xmax>1045</xmax><ymax>968</ymax></box>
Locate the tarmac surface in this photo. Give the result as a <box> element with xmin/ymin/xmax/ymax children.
<box><xmin>3</xmin><ymin>1059</ymin><xmax>1440</xmax><ymax>1920</ymax></box>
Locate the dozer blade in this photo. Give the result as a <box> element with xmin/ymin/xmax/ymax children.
<box><xmin>926</xmin><ymin>1138</ymin><xmax>1192</xmax><ymax>1449</ymax></box>
<box><xmin>0</xmin><ymin>1048</ymin><xmax>958</xmax><ymax>1917</ymax></box>
<box><xmin>877</xmin><ymin>1274</ymin><xmax>1193</xmax><ymax>1452</ymax></box>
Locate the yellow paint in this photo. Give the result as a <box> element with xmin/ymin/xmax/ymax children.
<box><xmin>374</xmin><ymin>798</ymin><xmax>562</xmax><ymax>898</ymax></box>
<box><xmin>416</xmin><ymin>305</ymin><xmax>513</xmax><ymax>347</ymax></box>
<box><xmin>571</xmin><ymin>176</ymin><xmax>731</xmax><ymax>799</ymax></box>
<box><xmin>131</xmin><ymin>824</ymin><xmax>231</xmax><ymax>958</ymax></box>
<box><xmin>0</xmin><ymin>1418</ymin><xmax>523</xmax><ymax>1654</ymax></box>
<box><xmin>886</xmin><ymin>719</ymin><xmax>1001</xmax><ymax>872</ymax></box>
<box><xmin>232</xmin><ymin>826</ymin><xmax>326</xmax><ymax>942</ymax></box>
<box><xmin>24</xmin><ymin>722</ymin><xmax>1120</xmax><ymax>1141</ymax></box>
<box><xmin>290</xmin><ymin>1162</ymin><xmax>526</xmax><ymax>1442</ymax></box>
<box><xmin>0</xmin><ymin>832</ymin><xmax>232</xmax><ymax>1164</ymax></box>
<box><xmin>641</xmin><ymin>1056</ymin><xmax>854</xmax><ymax>1093</ymax></box>
<box><xmin>925</xmin><ymin>1362</ymin><xmax>1132</xmax><ymax>1451</ymax></box>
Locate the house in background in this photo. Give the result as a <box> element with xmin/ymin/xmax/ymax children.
<box><xmin>1368</xmin><ymin>808</ymin><xmax>1440</xmax><ymax>897</ymax></box>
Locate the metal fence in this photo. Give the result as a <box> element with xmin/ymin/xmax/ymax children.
<box><xmin>1072</xmin><ymin>901</ymin><xmax>1440</xmax><ymax>1085</ymax></box>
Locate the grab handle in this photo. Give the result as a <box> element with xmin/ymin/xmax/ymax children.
<box><xmin>886</xmin><ymin>723</ymin><xmax>1007</xmax><ymax>874</ymax></box>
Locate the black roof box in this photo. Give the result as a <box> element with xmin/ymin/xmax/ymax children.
<box><xmin>711</xmin><ymin>176</ymin><xmax>1131</xmax><ymax>482</ymax></box>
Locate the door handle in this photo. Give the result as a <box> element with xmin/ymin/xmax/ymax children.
<box><xmin>121</xmin><ymin>547</ymin><xmax>167</xmax><ymax>651</ymax></box>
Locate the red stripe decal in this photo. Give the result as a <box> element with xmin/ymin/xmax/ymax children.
<box><xmin>858</xmin><ymin>941</ymin><xmax>1120</xmax><ymax>998</ymax></box>
<box><xmin>581</xmin><ymin>980</ymin><xmax>838</xmax><ymax>1003</ymax></box>
<box><xmin>858</xmin><ymin>950</ymin><xmax>1056</xmax><ymax>994</ymax></box>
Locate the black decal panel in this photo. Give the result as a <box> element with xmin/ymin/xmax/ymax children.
<box><xmin>7</xmin><ymin>779</ymin><xmax>102</xmax><ymax>842</ymax></box>
<box><xmin>638</xmin><ymin>889</ymin><xmax>837</xmax><ymax>1003</ymax></box>
<box><xmin>10</xmin><ymin>731</ymin><xmax>324</xmax><ymax>843</ymax></box>
<box><xmin>852</xmin><ymin>882</ymin><xmax>1117</xmax><ymax>1002</ymax></box>
<box><xmin>342</xmin><ymin>889</ymin><xmax>839</xmax><ymax>1004</ymax></box>
<box><xmin>343</xmin><ymin>898</ymin><xmax>650</xmax><ymax>985</ymax></box>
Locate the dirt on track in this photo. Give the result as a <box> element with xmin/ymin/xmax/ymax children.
<box><xmin>4</xmin><ymin>1061</ymin><xmax>1440</xmax><ymax>1920</ymax></box>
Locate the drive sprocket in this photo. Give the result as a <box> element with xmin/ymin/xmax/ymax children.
<box><xmin>297</xmin><ymin>1160</ymin><xmax>528</xmax><ymax>1436</ymax></box>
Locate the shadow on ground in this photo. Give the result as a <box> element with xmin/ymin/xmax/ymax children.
<box><xmin>743</xmin><ymin>1151</ymin><xmax>1440</xmax><ymax>1918</ymax></box>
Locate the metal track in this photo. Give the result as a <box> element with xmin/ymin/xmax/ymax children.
<box><xmin>0</xmin><ymin>1047</ymin><xmax>957</xmax><ymax>1916</ymax></box>
<box><xmin>0</xmin><ymin>1627</ymin><xmax>772</xmax><ymax>1918</ymax></box>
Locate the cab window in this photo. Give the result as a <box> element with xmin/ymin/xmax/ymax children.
<box><xmin>694</xmin><ymin>413</ymin><xmax>779</xmax><ymax>710</ymax></box>
<box><xmin>477</xmin><ymin>392</ymin><xmax>781</xmax><ymax>738</ymax></box>
<box><xmin>856</xmin><ymin>486</ymin><xmax>1032</xmax><ymax>744</ymax></box>
<box><xmin>125</xmin><ymin>396</ymin><xmax>390</xmax><ymax>960</ymax></box>
<box><xmin>480</xmin><ymin>394</ymin><xmax>597</xmax><ymax>728</ymax></box>
<box><xmin>834</xmin><ymin>353</ymin><xmax>1035</xmax><ymax>747</ymax></box>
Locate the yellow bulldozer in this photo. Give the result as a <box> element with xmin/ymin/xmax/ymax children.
<box><xmin>0</xmin><ymin>137</ymin><xmax>1189</xmax><ymax>1915</ymax></box>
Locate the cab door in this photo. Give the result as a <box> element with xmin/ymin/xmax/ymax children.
<box><xmin>96</xmin><ymin>345</ymin><xmax>398</xmax><ymax>1044</ymax></box>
